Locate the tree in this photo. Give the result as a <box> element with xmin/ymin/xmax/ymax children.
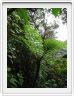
<box><xmin>7</xmin><ymin>8</ymin><xmax>67</xmax><ymax>88</ymax></box>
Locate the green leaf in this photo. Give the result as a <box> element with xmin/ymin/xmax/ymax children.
<box><xmin>51</xmin><ymin>8</ymin><xmax>61</xmax><ymax>17</ymax></box>
<box><xmin>17</xmin><ymin>8</ymin><xmax>29</xmax><ymax>25</ymax></box>
<box><xmin>23</xmin><ymin>25</ymin><xmax>44</xmax><ymax>57</ymax></box>
<box><xmin>44</xmin><ymin>38</ymin><xmax>65</xmax><ymax>52</ymax></box>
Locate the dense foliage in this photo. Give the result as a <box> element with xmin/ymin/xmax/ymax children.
<box><xmin>7</xmin><ymin>8</ymin><xmax>67</xmax><ymax>88</ymax></box>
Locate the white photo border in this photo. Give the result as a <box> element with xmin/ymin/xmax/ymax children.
<box><xmin>2</xmin><ymin>1</ymin><xmax>72</xmax><ymax>95</ymax></box>
<box><xmin>0</xmin><ymin>1</ymin><xmax>1</xmax><ymax>92</ymax></box>
<box><xmin>2</xmin><ymin>0</ymin><xmax>73</xmax><ymax>3</ymax></box>
<box><xmin>0</xmin><ymin>1</ymin><xmax>2</xmax><ymax>93</ymax></box>
<box><xmin>72</xmin><ymin>0</ymin><xmax>74</xmax><ymax>94</ymax></box>
<box><xmin>3</xmin><ymin>94</ymin><xmax>72</xmax><ymax>96</ymax></box>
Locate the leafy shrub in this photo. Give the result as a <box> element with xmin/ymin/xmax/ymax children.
<box><xmin>38</xmin><ymin>48</ymin><xmax>67</xmax><ymax>88</ymax></box>
<box><xmin>44</xmin><ymin>38</ymin><xmax>66</xmax><ymax>52</ymax></box>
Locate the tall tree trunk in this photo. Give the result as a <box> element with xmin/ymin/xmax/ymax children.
<box><xmin>33</xmin><ymin>57</ymin><xmax>43</xmax><ymax>87</ymax></box>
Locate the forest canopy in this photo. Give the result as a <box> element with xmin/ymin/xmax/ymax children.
<box><xmin>7</xmin><ymin>8</ymin><xmax>67</xmax><ymax>88</ymax></box>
